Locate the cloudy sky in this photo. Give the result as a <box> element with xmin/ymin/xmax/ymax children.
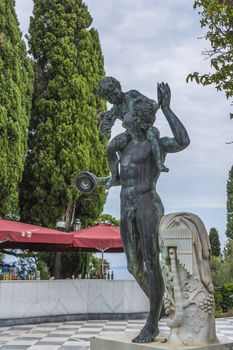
<box><xmin>15</xmin><ymin>0</ymin><xmax>232</xmax><ymax>278</ymax></box>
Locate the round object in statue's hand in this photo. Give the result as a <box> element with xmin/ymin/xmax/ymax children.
<box><xmin>75</xmin><ymin>172</ymin><xmax>96</xmax><ymax>194</ymax></box>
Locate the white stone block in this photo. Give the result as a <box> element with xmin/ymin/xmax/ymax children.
<box><xmin>87</xmin><ymin>280</ymin><xmax>102</xmax><ymax>313</ymax></box>
<box><xmin>60</xmin><ymin>280</ymin><xmax>88</xmax><ymax>314</ymax></box>
<box><xmin>113</xmin><ymin>280</ymin><xmax>127</xmax><ymax>313</ymax></box>
<box><xmin>100</xmin><ymin>281</ymin><xmax>114</xmax><ymax>313</ymax></box>
<box><xmin>90</xmin><ymin>333</ymin><xmax>233</xmax><ymax>350</ymax></box>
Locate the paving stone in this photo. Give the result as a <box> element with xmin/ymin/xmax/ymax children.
<box><xmin>0</xmin><ymin>317</ymin><xmax>230</xmax><ymax>349</ymax></box>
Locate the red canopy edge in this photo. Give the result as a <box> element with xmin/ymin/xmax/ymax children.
<box><xmin>0</xmin><ymin>219</ymin><xmax>73</xmax><ymax>246</ymax></box>
<box><xmin>0</xmin><ymin>220</ymin><xmax>123</xmax><ymax>252</ymax></box>
<box><xmin>72</xmin><ymin>223</ymin><xmax>123</xmax><ymax>251</ymax></box>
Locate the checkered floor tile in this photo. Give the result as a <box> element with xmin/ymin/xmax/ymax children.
<box><xmin>0</xmin><ymin>318</ymin><xmax>231</xmax><ymax>349</ymax></box>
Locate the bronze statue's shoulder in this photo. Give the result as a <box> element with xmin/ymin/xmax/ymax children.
<box><xmin>125</xmin><ymin>90</ymin><xmax>148</xmax><ymax>100</ymax></box>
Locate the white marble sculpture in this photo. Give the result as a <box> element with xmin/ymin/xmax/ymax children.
<box><xmin>159</xmin><ymin>212</ymin><xmax>219</xmax><ymax>346</ymax></box>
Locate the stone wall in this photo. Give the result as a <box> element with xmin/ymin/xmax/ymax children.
<box><xmin>0</xmin><ymin>280</ymin><xmax>149</xmax><ymax>324</ymax></box>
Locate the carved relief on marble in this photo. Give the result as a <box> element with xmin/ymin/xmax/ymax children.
<box><xmin>159</xmin><ymin>212</ymin><xmax>219</xmax><ymax>346</ymax></box>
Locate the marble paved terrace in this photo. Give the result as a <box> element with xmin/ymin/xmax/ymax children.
<box><xmin>0</xmin><ymin>317</ymin><xmax>232</xmax><ymax>349</ymax></box>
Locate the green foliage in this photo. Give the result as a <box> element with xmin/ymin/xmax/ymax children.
<box><xmin>20</xmin><ymin>0</ymin><xmax>108</xmax><ymax>229</ymax></box>
<box><xmin>210</xmin><ymin>236</ymin><xmax>233</xmax><ymax>315</ymax></box>
<box><xmin>210</xmin><ymin>254</ymin><xmax>233</xmax><ymax>287</ymax></box>
<box><xmin>214</xmin><ymin>287</ymin><xmax>223</xmax><ymax>313</ymax></box>
<box><xmin>36</xmin><ymin>252</ymin><xmax>56</xmax><ymax>278</ymax></box>
<box><xmin>97</xmin><ymin>213</ymin><xmax>120</xmax><ymax>226</ymax></box>
<box><xmin>209</xmin><ymin>227</ymin><xmax>221</xmax><ymax>256</ymax></box>
<box><xmin>224</xmin><ymin>238</ymin><xmax>233</xmax><ymax>256</ymax></box>
<box><xmin>0</xmin><ymin>0</ymin><xmax>33</xmax><ymax>217</ymax></box>
<box><xmin>221</xmin><ymin>282</ymin><xmax>233</xmax><ymax>312</ymax></box>
<box><xmin>36</xmin><ymin>259</ymin><xmax>50</xmax><ymax>280</ymax></box>
<box><xmin>226</xmin><ymin>166</ymin><xmax>233</xmax><ymax>239</ymax></box>
<box><xmin>37</xmin><ymin>251</ymin><xmax>90</xmax><ymax>278</ymax></box>
<box><xmin>187</xmin><ymin>0</ymin><xmax>233</xmax><ymax>118</ymax></box>
<box><xmin>20</xmin><ymin>0</ymin><xmax>108</xmax><ymax>279</ymax></box>
<box><xmin>37</xmin><ymin>251</ymin><xmax>109</xmax><ymax>279</ymax></box>
<box><xmin>0</xmin><ymin>253</ymin><xmax>5</xmax><ymax>264</ymax></box>
<box><xmin>88</xmin><ymin>255</ymin><xmax>110</xmax><ymax>279</ymax></box>
<box><xmin>61</xmin><ymin>251</ymin><xmax>90</xmax><ymax>278</ymax></box>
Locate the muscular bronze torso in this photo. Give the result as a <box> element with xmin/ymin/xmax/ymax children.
<box><xmin>120</xmin><ymin>139</ymin><xmax>158</xmax><ymax>198</ymax></box>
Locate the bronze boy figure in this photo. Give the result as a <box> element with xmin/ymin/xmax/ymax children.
<box><xmin>97</xmin><ymin>77</ymin><xmax>169</xmax><ymax>190</ymax></box>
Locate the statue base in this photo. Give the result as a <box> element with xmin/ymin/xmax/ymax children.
<box><xmin>90</xmin><ymin>333</ymin><xmax>233</xmax><ymax>350</ymax></box>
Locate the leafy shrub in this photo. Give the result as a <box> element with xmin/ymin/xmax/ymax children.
<box><xmin>214</xmin><ymin>287</ymin><xmax>223</xmax><ymax>313</ymax></box>
<box><xmin>221</xmin><ymin>283</ymin><xmax>233</xmax><ymax>312</ymax></box>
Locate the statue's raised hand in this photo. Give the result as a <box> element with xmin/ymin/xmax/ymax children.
<box><xmin>157</xmin><ymin>82</ymin><xmax>171</xmax><ymax>110</ymax></box>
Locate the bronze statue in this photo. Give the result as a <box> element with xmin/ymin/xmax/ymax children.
<box><xmin>76</xmin><ymin>78</ymin><xmax>190</xmax><ymax>343</ymax></box>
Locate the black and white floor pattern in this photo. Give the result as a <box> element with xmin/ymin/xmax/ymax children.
<box><xmin>0</xmin><ymin>317</ymin><xmax>232</xmax><ymax>349</ymax></box>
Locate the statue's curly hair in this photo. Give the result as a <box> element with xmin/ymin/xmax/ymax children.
<box><xmin>97</xmin><ymin>76</ymin><xmax>122</xmax><ymax>96</ymax></box>
<box><xmin>133</xmin><ymin>98</ymin><xmax>159</xmax><ymax>130</ymax></box>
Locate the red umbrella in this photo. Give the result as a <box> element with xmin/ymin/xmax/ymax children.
<box><xmin>0</xmin><ymin>218</ymin><xmax>73</xmax><ymax>251</ymax></box>
<box><xmin>72</xmin><ymin>223</ymin><xmax>123</xmax><ymax>252</ymax></box>
<box><xmin>73</xmin><ymin>223</ymin><xmax>123</xmax><ymax>277</ymax></box>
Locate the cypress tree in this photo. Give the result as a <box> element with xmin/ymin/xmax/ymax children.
<box><xmin>226</xmin><ymin>166</ymin><xmax>233</xmax><ymax>239</ymax></box>
<box><xmin>0</xmin><ymin>0</ymin><xmax>33</xmax><ymax>217</ymax></box>
<box><xmin>209</xmin><ymin>227</ymin><xmax>221</xmax><ymax>257</ymax></box>
<box><xmin>20</xmin><ymin>0</ymin><xmax>108</xmax><ymax>229</ymax></box>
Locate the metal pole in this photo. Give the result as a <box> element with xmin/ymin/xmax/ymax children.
<box><xmin>96</xmin><ymin>247</ymin><xmax>109</xmax><ymax>279</ymax></box>
<box><xmin>101</xmin><ymin>250</ymin><xmax>104</xmax><ymax>278</ymax></box>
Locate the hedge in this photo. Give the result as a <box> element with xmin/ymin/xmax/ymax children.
<box><xmin>221</xmin><ymin>283</ymin><xmax>233</xmax><ymax>312</ymax></box>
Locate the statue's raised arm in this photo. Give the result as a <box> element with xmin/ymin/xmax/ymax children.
<box><xmin>158</xmin><ymin>83</ymin><xmax>190</xmax><ymax>153</ymax></box>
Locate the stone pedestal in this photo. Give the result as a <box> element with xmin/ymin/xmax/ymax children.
<box><xmin>90</xmin><ymin>333</ymin><xmax>233</xmax><ymax>350</ymax></box>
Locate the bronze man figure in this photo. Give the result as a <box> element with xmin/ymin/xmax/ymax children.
<box><xmin>98</xmin><ymin>79</ymin><xmax>190</xmax><ymax>343</ymax></box>
<box><xmin>76</xmin><ymin>79</ymin><xmax>190</xmax><ymax>343</ymax></box>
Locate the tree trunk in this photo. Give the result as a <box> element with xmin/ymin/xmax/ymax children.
<box><xmin>54</xmin><ymin>252</ymin><xmax>62</xmax><ymax>279</ymax></box>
